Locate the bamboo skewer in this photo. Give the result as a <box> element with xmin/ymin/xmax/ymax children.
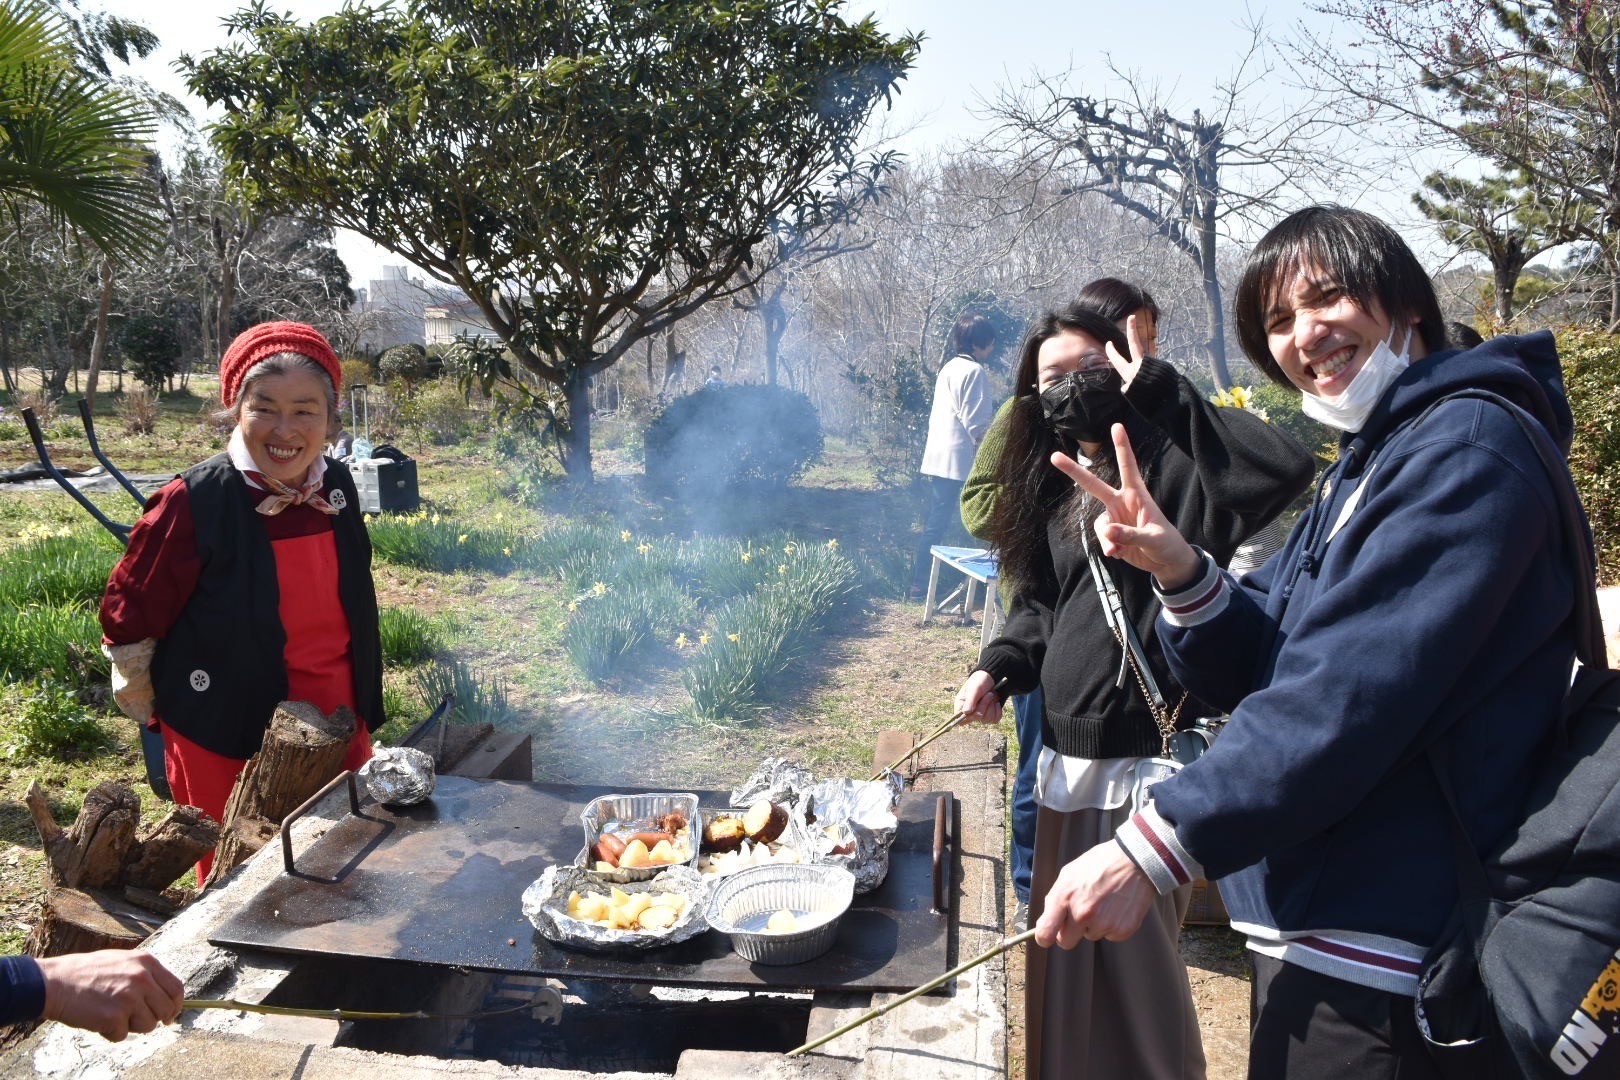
<box><xmin>179</xmin><ymin>998</ymin><xmax>537</xmax><ymax>1022</ymax></box>
<box><xmin>868</xmin><ymin>677</ymin><xmax>1009</xmax><ymax>782</ymax></box>
<box><xmin>786</xmin><ymin>928</ymin><xmax>1038</xmax><ymax>1057</ymax></box>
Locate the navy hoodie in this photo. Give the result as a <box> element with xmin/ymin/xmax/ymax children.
<box><xmin>1115</xmin><ymin>332</ymin><xmax>1581</xmax><ymax>994</ymax></box>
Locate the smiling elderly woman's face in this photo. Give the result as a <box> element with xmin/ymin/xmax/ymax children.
<box><xmin>237</xmin><ymin>368</ymin><xmax>333</xmax><ymax>485</ymax></box>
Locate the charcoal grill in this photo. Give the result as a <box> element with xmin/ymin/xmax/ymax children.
<box><xmin>209</xmin><ymin>774</ymin><xmax>957</xmax><ymax>994</ymax></box>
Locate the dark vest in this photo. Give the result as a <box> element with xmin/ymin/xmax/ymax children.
<box><xmin>151</xmin><ymin>455</ymin><xmax>384</xmax><ymax>759</ymax></box>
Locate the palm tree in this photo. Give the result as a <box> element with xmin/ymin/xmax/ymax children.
<box><xmin>0</xmin><ymin>0</ymin><xmax>159</xmax><ymax>259</ymax></box>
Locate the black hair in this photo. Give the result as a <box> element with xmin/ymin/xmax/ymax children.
<box><xmin>1447</xmin><ymin>321</ymin><xmax>1485</xmax><ymax>350</ymax></box>
<box><xmin>1233</xmin><ymin>205</ymin><xmax>1447</xmax><ymax>387</ymax></box>
<box><xmin>1076</xmin><ymin>277</ymin><xmax>1160</xmax><ymax>326</ymax></box>
<box><xmin>988</xmin><ymin>303</ymin><xmax>1159</xmax><ymax>595</ymax></box>
<box><xmin>948</xmin><ymin>313</ymin><xmax>997</xmax><ymax>358</ymax></box>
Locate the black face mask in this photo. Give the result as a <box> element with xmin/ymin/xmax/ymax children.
<box><xmin>1039</xmin><ymin>368</ymin><xmax>1127</xmax><ymax>444</ymax></box>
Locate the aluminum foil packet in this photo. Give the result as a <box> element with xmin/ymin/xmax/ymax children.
<box><xmin>729</xmin><ymin>757</ymin><xmax>815</xmax><ymax>810</ymax></box>
<box><xmin>359</xmin><ymin>746</ymin><xmax>436</xmax><ymax>806</ymax></box>
<box><xmin>523</xmin><ymin>864</ymin><xmax>709</xmax><ymax>952</ymax></box>
<box><xmin>803</xmin><ymin>776</ymin><xmax>901</xmax><ymax>894</ymax></box>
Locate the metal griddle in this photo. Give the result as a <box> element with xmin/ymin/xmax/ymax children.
<box><xmin>209</xmin><ymin>776</ymin><xmax>955</xmax><ymax>993</ymax></box>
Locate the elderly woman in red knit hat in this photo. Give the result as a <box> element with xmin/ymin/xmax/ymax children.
<box><xmin>100</xmin><ymin>322</ymin><xmax>383</xmax><ymax>878</ymax></box>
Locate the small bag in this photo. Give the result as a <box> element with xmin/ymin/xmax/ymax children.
<box><xmin>1411</xmin><ymin>390</ymin><xmax>1620</xmax><ymax>1080</ymax></box>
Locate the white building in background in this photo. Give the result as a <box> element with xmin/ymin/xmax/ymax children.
<box><xmin>424</xmin><ymin>298</ymin><xmax>498</xmax><ymax>347</ymax></box>
<box><xmin>351</xmin><ymin>266</ymin><xmax>465</xmax><ymax>352</ymax></box>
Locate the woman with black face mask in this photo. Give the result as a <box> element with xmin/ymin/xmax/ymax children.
<box><xmin>951</xmin><ymin>302</ymin><xmax>1314</xmax><ymax>1080</ymax></box>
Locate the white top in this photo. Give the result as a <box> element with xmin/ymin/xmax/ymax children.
<box><xmin>1033</xmin><ymin>750</ymin><xmax>1144</xmax><ymax>812</ymax></box>
<box><xmin>919</xmin><ymin>354</ymin><xmax>994</xmax><ymax>480</ymax></box>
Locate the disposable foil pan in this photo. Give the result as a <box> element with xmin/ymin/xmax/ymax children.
<box><xmin>523</xmin><ymin>864</ymin><xmax>709</xmax><ymax>952</ymax></box>
<box><xmin>705</xmin><ymin>863</ymin><xmax>855</xmax><ymax>965</ymax></box>
<box><xmin>577</xmin><ymin>792</ymin><xmax>700</xmax><ymax>883</ymax></box>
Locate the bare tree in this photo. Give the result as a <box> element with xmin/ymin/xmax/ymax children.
<box><xmin>987</xmin><ymin>24</ymin><xmax>1343</xmax><ymax>388</ymax></box>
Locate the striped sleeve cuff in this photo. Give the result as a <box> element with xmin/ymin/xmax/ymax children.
<box><xmin>1116</xmin><ymin>802</ymin><xmax>1203</xmax><ymax>895</ymax></box>
<box><xmin>1154</xmin><ymin>549</ymin><xmax>1228</xmax><ymax>627</ymax></box>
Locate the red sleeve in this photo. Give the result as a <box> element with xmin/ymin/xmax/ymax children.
<box><xmin>99</xmin><ymin>478</ymin><xmax>202</xmax><ymax>645</ymax></box>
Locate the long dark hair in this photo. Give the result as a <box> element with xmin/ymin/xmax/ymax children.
<box><xmin>988</xmin><ymin>304</ymin><xmax>1162</xmax><ymax>596</ymax></box>
<box><xmin>1233</xmin><ymin>205</ymin><xmax>1447</xmax><ymax>387</ymax></box>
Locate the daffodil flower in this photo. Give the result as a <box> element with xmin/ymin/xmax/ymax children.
<box><xmin>784</xmin><ymin>542</ymin><xmax>796</xmax><ymax>553</ymax></box>
<box><xmin>567</xmin><ymin>601</ymin><xmax>579</xmax><ymax>612</ymax></box>
<box><xmin>778</xmin><ymin>564</ymin><xmax>788</xmax><ymax>575</ymax></box>
<box><xmin>699</xmin><ymin>633</ymin><xmax>711</xmax><ymax>645</ymax></box>
<box><xmin>621</xmin><ymin>530</ymin><xmax>632</xmax><ymax>542</ymax></box>
<box><xmin>457</xmin><ymin>533</ymin><xmax>469</xmax><ymax>544</ymax></box>
<box><xmin>741</xmin><ymin>552</ymin><xmax>752</xmax><ymax>563</ymax></box>
<box><xmin>827</xmin><ymin>538</ymin><xmax>839</xmax><ymax>549</ymax></box>
<box><xmin>727</xmin><ymin>633</ymin><xmax>740</xmax><ymax>642</ymax></box>
<box><xmin>503</xmin><ymin>547</ymin><xmax>512</xmax><ymax>556</ymax></box>
<box><xmin>638</xmin><ymin>543</ymin><xmax>651</xmax><ymax>555</ymax></box>
<box><xmin>675</xmin><ymin>633</ymin><xmax>688</xmax><ymax>648</ymax></box>
<box><xmin>592</xmin><ymin>581</ymin><xmax>607</xmax><ymax>596</ymax></box>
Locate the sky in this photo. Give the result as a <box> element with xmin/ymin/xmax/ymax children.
<box><xmin>96</xmin><ymin>0</ymin><xmax>1454</xmax><ymax>286</ymax></box>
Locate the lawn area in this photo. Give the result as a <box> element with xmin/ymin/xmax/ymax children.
<box><xmin>0</xmin><ymin>393</ymin><xmax>983</xmax><ymax>956</ymax></box>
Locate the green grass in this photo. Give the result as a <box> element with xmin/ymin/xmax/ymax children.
<box><xmin>378</xmin><ymin>607</ymin><xmax>446</xmax><ymax>666</ymax></box>
<box><xmin>0</xmin><ymin>529</ymin><xmax>122</xmax><ymax>609</ymax></box>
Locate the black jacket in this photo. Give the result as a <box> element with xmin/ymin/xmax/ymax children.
<box><xmin>152</xmin><ymin>454</ymin><xmax>384</xmax><ymax>759</ymax></box>
<box><xmin>976</xmin><ymin>358</ymin><xmax>1315</xmax><ymax>758</ymax></box>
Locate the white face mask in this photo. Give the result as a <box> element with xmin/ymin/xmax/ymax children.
<box><xmin>1300</xmin><ymin>327</ymin><xmax>1413</xmax><ymax>433</ymax></box>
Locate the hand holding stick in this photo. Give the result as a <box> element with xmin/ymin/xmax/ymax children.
<box><xmin>868</xmin><ymin>677</ymin><xmax>1009</xmax><ymax>782</ymax></box>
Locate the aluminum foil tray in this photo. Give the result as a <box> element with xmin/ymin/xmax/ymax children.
<box><xmin>707</xmin><ymin>864</ymin><xmax>856</xmax><ymax>965</ymax></box>
<box><xmin>577</xmin><ymin>792</ymin><xmax>699</xmax><ymax>883</ymax></box>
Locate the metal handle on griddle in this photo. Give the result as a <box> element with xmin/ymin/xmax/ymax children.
<box><xmin>281</xmin><ymin>770</ymin><xmax>361</xmax><ymax>874</ymax></box>
<box><xmin>931</xmin><ymin>794</ymin><xmax>952</xmax><ymax>914</ymax></box>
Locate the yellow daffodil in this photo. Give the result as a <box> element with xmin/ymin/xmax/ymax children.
<box><xmin>699</xmin><ymin>633</ymin><xmax>711</xmax><ymax>645</ymax></box>
<box><xmin>727</xmin><ymin>633</ymin><xmax>740</xmax><ymax>642</ymax></box>
<box><xmin>567</xmin><ymin>601</ymin><xmax>579</xmax><ymax>612</ymax></box>
<box><xmin>783</xmin><ymin>542</ymin><xmax>796</xmax><ymax>553</ymax></box>
<box><xmin>592</xmin><ymin>581</ymin><xmax>607</xmax><ymax>596</ymax></box>
<box><xmin>457</xmin><ymin>533</ymin><xmax>469</xmax><ymax>544</ymax></box>
<box><xmin>741</xmin><ymin>552</ymin><xmax>752</xmax><ymax>563</ymax></box>
<box><xmin>778</xmin><ymin>564</ymin><xmax>788</xmax><ymax>575</ymax></box>
<box><xmin>638</xmin><ymin>543</ymin><xmax>651</xmax><ymax>555</ymax></box>
<box><xmin>675</xmin><ymin>633</ymin><xmax>688</xmax><ymax>648</ymax></box>
<box><xmin>620</xmin><ymin>530</ymin><xmax>632</xmax><ymax>542</ymax></box>
<box><xmin>1231</xmin><ymin>386</ymin><xmax>1251</xmax><ymax>408</ymax></box>
<box><xmin>502</xmin><ymin>547</ymin><xmax>512</xmax><ymax>556</ymax></box>
<box><xmin>827</xmin><ymin>538</ymin><xmax>839</xmax><ymax>549</ymax></box>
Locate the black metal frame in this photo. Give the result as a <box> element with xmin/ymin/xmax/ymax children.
<box><xmin>18</xmin><ymin>401</ymin><xmax>168</xmax><ymax>797</ymax></box>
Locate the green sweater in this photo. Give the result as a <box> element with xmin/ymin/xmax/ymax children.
<box><xmin>959</xmin><ymin>397</ymin><xmax>1015</xmax><ymax>542</ymax></box>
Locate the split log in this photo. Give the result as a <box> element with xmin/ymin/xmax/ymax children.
<box><xmin>124</xmin><ymin>805</ymin><xmax>220</xmax><ymax>891</ymax></box>
<box><xmin>26</xmin><ymin>781</ymin><xmax>139</xmax><ymax>890</ymax></box>
<box><xmin>205</xmin><ymin>701</ymin><xmax>355</xmax><ymax>887</ymax></box>
<box><xmin>24</xmin><ymin>887</ymin><xmax>152</xmax><ymax>957</ymax></box>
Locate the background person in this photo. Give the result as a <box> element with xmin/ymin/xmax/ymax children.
<box><xmin>100</xmin><ymin>322</ymin><xmax>384</xmax><ymax>879</ymax></box>
<box><xmin>0</xmin><ymin>949</ymin><xmax>183</xmax><ymax>1043</ymax></box>
<box><xmin>910</xmin><ymin>312</ymin><xmax>997</xmax><ymax>601</ymax></box>
<box><xmin>960</xmin><ymin>277</ymin><xmax>1162</xmax><ymax>932</ymax></box>
<box><xmin>1042</xmin><ymin>205</ymin><xmax>1577</xmax><ymax>1079</ymax></box>
<box><xmin>956</xmin><ymin>302</ymin><xmax>1313</xmax><ymax>1080</ymax></box>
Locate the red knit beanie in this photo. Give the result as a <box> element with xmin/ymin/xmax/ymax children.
<box><xmin>219</xmin><ymin>322</ymin><xmax>342</xmax><ymax>408</ymax></box>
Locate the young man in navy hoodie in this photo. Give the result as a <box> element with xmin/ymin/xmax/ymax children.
<box><xmin>1039</xmin><ymin>205</ymin><xmax>1579</xmax><ymax>1078</ymax></box>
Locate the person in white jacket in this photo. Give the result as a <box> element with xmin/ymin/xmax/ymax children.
<box><xmin>910</xmin><ymin>313</ymin><xmax>998</xmax><ymax>599</ymax></box>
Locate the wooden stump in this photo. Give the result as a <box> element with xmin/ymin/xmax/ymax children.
<box><xmin>26</xmin><ymin>781</ymin><xmax>139</xmax><ymax>890</ymax></box>
<box><xmin>205</xmin><ymin>700</ymin><xmax>356</xmax><ymax>887</ymax></box>
<box><xmin>24</xmin><ymin>888</ymin><xmax>151</xmax><ymax>957</ymax></box>
<box><xmin>123</xmin><ymin>805</ymin><xmax>220</xmax><ymax>891</ymax></box>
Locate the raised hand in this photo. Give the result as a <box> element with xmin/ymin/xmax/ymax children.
<box><xmin>1049</xmin><ymin>423</ymin><xmax>1202</xmax><ymax>588</ymax></box>
<box><xmin>1102</xmin><ymin>311</ymin><xmax>1153</xmax><ymax>389</ymax></box>
<box><xmin>953</xmin><ymin>669</ymin><xmax>1003</xmax><ymax>725</ymax></box>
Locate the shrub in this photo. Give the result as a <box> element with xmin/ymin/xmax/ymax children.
<box><xmin>644</xmin><ymin>384</ymin><xmax>823</xmax><ymax>490</ymax></box>
<box><xmin>378</xmin><ymin>607</ymin><xmax>444</xmax><ymax>666</ymax></box>
<box><xmin>1562</xmin><ymin>326</ymin><xmax>1620</xmax><ymax>584</ymax></box>
<box><xmin>377</xmin><ymin>343</ymin><xmax>432</xmax><ymax>393</ymax></box>
<box><xmin>397</xmin><ymin>378</ymin><xmax>476</xmax><ymax>445</ymax></box>
<box><xmin>414</xmin><ymin>657</ymin><xmax>516</xmax><ymax>729</ymax></box>
<box><xmin>842</xmin><ymin>353</ymin><xmax>930</xmax><ymax>488</ymax></box>
<box><xmin>0</xmin><ymin>681</ymin><xmax>108</xmax><ymax>760</ymax></box>
<box><xmin>118</xmin><ymin>388</ymin><xmax>160</xmax><ymax>436</ymax></box>
<box><xmin>340</xmin><ymin>357</ymin><xmax>375</xmax><ymax>392</ymax></box>
<box><xmin>119</xmin><ymin>313</ymin><xmax>183</xmax><ymax>392</ymax></box>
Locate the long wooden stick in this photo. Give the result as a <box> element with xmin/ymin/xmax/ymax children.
<box><xmin>785</xmin><ymin>928</ymin><xmax>1037</xmax><ymax>1057</ymax></box>
<box><xmin>868</xmin><ymin>677</ymin><xmax>1010</xmax><ymax>782</ymax></box>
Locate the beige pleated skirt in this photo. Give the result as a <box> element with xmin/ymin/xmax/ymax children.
<box><xmin>1024</xmin><ymin>803</ymin><xmax>1207</xmax><ymax>1080</ymax></box>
